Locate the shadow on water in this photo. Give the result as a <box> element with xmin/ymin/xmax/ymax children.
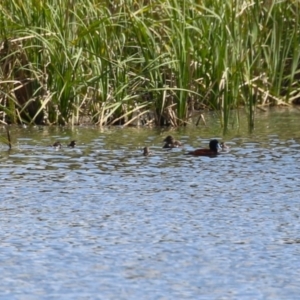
<box><xmin>0</xmin><ymin>107</ymin><xmax>300</xmax><ymax>299</ymax></box>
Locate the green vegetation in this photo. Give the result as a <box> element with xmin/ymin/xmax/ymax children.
<box><xmin>0</xmin><ymin>125</ymin><xmax>12</xmax><ymax>150</ymax></box>
<box><xmin>0</xmin><ymin>0</ymin><xmax>299</xmax><ymax>130</ymax></box>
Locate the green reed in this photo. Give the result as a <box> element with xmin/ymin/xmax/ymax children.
<box><xmin>0</xmin><ymin>0</ymin><xmax>299</xmax><ymax>129</ymax></box>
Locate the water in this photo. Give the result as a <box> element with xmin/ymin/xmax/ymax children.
<box><xmin>0</xmin><ymin>108</ymin><xmax>300</xmax><ymax>299</ymax></box>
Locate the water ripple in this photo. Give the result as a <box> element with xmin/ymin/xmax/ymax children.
<box><xmin>0</xmin><ymin>122</ymin><xmax>300</xmax><ymax>299</ymax></box>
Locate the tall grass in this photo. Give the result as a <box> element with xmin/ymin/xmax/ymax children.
<box><xmin>0</xmin><ymin>0</ymin><xmax>299</xmax><ymax>129</ymax></box>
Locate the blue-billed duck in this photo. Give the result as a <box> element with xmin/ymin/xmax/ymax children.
<box><xmin>143</xmin><ymin>146</ymin><xmax>152</xmax><ymax>156</ymax></box>
<box><xmin>68</xmin><ymin>140</ymin><xmax>76</xmax><ymax>148</ymax></box>
<box><xmin>52</xmin><ymin>141</ymin><xmax>62</xmax><ymax>149</ymax></box>
<box><xmin>163</xmin><ymin>135</ymin><xmax>182</xmax><ymax>149</ymax></box>
<box><xmin>187</xmin><ymin>139</ymin><xmax>221</xmax><ymax>156</ymax></box>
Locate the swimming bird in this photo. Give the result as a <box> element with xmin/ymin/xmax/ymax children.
<box><xmin>163</xmin><ymin>135</ymin><xmax>182</xmax><ymax>149</ymax></box>
<box><xmin>52</xmin><ymin>141</ymin><xmax>62</xmax><ymax>149</ymax></box>
<box><xmin>186</xmin><ymin>139</ymin><xmax>221</xmax><ymax>156</ymax></box>
<box><xmin>68</xmin><ymin>140</ymin><xmax>76</xmax><ymax>148</ymax></box>
<box><xmin>143</xmin><ymin>146</ymin><xmax>152</xmax><ymax>156</ymax></box>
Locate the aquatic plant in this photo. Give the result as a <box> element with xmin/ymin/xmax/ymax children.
<box><xmin>0</xmin><ymin>0</ymin><xmax>299</xmax><ymax>129</ymax></box>
<box><xmin>0</xmin><ymin>125</ymin><xmax>12</xmax><ymax>150</ymax></box>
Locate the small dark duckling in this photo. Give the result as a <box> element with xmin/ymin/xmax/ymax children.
<box><xmin>52</xmin><ymin>141</ymin><xmax>62</xmax><ymax>149</ymax></box>
<box><xmin>186</xmin><ymin>139</ymin><xmax>221</xmax><ymax>156</ymax></box>
<box><xmin>68</xmin><ymin>140</ymin><xmax>76</xmax><ymax>148</ymax></box>
<box><xmin>143</xmin><ymin>146</ymin><xmax>152</xmax><ymax>156</ymax></box>
<box><xmin>163</xmin><ymin>135</ymin><xmax>183</xmax><ymax>149</ymax></box>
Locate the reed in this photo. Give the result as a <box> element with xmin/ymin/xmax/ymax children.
<box><xmin>0</xmin><ymin>125</ymin><xmax>12</xmax><ymax>150</ymax></box>
<box><xmin>6</xmin><ymin>125</ymin><xmax>11</xmax><ymax>150</ymax></box>
<box><xmin>0</xmin><ymin>0</ymin><xmax>299</xmax><ymax>129</ymax></box>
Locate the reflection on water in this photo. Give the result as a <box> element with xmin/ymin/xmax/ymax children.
<box><xmin>1</xmin><ymin>108</ymin><xmax>300</xmax><ymax>299</ymax></box>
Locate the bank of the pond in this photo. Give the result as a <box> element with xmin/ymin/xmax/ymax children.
<box><xmin>1</xmin><ymin>106</ymin><xmax>299</xmax><ymax>152</ymax></box>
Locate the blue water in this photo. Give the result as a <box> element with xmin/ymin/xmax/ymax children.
<box><xmin>0</xmin><ymin>109</ymin><xmax>300</xmax><ymax>299</ymax></box>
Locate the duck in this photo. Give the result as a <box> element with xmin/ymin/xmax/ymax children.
<box><xmin>186</xmin><ymin>139</ymin><xmax>221</xmax><ymax>156</ymax></box>
<box><xmin>143</xmin><ymin>147</ymin><xmax>152</xmax><ymax>156</ymax></box>
<box><xmin>52</xmin><ymin>141</ymin><xmax>62</xmax><ymax>149</ymax></box>
<box><xmin>163</xmin><ymin>135</ymin><xmax>182</xmax><ymax>149</ymax></box>
<box><xmin>68</xmin><ymin>140</ymin><xmax>76</xmax><ymax>148</ymax></box>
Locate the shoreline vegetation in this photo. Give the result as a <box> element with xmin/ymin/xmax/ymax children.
<box><xmin>0</xmin><ymin>0</ymin><xmax>300</xmax><ymax>129</ymax></box>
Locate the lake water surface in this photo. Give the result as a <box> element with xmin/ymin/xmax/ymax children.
<box><xmin>0</xmin><ymin>108</ymin><xmax>300</xmax><ymax>299</ymax></box>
